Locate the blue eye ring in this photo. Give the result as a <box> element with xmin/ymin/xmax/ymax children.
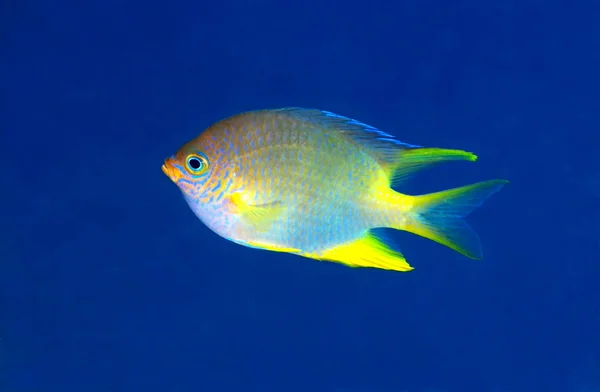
<box><xmin>185</xmin><ymin>152</ymin><xmax>209</xmax><ymax>175</ymax></box>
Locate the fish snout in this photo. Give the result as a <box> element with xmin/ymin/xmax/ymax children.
<box><xmin>162</xmin><ymin>157</ymin><xmax>178</xmax><ymax>182</ymax></box>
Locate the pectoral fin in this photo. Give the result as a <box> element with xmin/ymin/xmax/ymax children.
<box><xmin>228</xmin><ymin>192</ymin><xmax>285</xmax><ymax>232</ymax></box>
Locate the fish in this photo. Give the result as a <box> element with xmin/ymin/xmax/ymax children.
<box><xmin>162</xmin><ymin>108</ymin><xmax>507</xmax><ymax>272</ymax></box>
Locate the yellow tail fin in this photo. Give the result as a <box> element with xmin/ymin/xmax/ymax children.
<box><xmin>401</xmin><ymin>179</ymin><xmax>508</xmax><ymax>259</ymax></box>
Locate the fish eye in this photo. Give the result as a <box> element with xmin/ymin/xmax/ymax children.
<box><xmin>188</xmin><ymin>157</ymin><xmax>202</xmax><ymax>170</ymax></box>
<box><xmin>185</xmin><ymin>153</ymin><xmax>209</xmax><ymax>175</ymax></box>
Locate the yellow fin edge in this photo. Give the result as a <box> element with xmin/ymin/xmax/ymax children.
<box><xmin>244</xmin><ymin>240</ymin><xmax>301</xmax><ymax>253</ymax></box>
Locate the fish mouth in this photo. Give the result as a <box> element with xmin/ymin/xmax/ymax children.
<box><xmin>162</xmin><ymin>159</ymin><xmax>176</xmax><ymax>182</ymax></box>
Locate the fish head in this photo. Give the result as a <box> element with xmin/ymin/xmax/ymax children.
<box><xmin>162</xmin><ymin>138</ymin><xmax>219</xmax><ymax>202</ymax></box>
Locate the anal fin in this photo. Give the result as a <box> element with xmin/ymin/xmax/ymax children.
<box><xmin>315</xmin><ymin>230</ymin><xmax>413</xmax><ymax>272</ymax></box>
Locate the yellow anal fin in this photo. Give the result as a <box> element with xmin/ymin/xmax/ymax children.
<box><xmin>228</xmin><ymin>192</ymin><xmax>285</xmax><ymax>232</ymax></box>
<box><xmin>316</xmin><ymin>231</ymin><xmax>413</xmax><ymax>272</ymax></box>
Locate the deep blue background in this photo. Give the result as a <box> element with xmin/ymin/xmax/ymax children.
<box><xmin>2</xmin><ymin>0</ymin><xmax>599</xmax><ymax>391</ymax></box>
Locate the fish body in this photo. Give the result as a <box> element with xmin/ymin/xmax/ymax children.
<box><xmin>162</xmin><ymin>108</ymin><xmax>507</xmax><ymax>272</ymax></box>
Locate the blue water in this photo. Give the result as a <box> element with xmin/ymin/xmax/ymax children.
<box><xmin>2</xmin><ymin>0</ymin><xmax>599</xmax><ymax>391</ymax></box>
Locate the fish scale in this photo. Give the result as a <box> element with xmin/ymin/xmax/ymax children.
<box><xmin>162</xmin><ymin>107</ymin><xmax>507</xmax><ymax>272</ymax></box>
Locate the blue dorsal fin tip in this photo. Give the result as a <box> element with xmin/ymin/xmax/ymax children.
<box><xmin>377</xmin><ymin>137</ymin><xmax>420</xmax><ymax>148</ymax></box>
<box><xmin>319</xmin><ymin>109</ymin><xmax>419</xmax><ymax>145</ymax></box>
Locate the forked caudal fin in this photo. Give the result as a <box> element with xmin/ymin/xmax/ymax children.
<box><xmin>399</xmin><ymin>179</ymin><xmax>508</xmax><ymax>259</ymax></box>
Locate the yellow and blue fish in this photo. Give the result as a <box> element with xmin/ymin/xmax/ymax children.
<box><xmin>162</xmin><ymin>108</ymin><xmax>507</xmax><ymax>272</ymax></box>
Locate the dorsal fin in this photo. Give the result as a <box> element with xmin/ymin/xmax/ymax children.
<box><xmin>270</xmin><ymin>108</ymin><xmax>476</xmax><ymax>186</ymax></box>
<box><xmin>271</xmin><ymin>107</ymin><xmax>419</xmax><ymax>169</ymax></box>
